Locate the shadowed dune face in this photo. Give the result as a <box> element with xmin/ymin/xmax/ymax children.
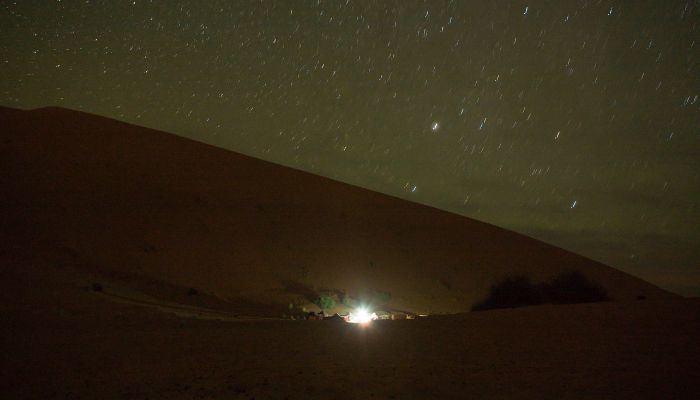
<box><xmin>0</xmin><ymin>107</ymin><xmax>673</xmax><ymax>314</ymax></box>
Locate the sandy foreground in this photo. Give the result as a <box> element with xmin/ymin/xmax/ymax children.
<box><xmin>2</xmin><ymin>281</ymin><xmax>699</xmax><ymax>400</ymax></box>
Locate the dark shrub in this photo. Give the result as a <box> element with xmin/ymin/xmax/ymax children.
<box><xmin>187</xmin><ymin>287</ymin><xmax>198</xmax><ymax>296</ymax></box>
<box><xmin>472</xmin><ymin>271</ymin><xmax>609</xmax><ymax>311</ymax></box>
<box><xmin>313</xmin><ymin>295</ymin><xmax>335</xmax><ymax>310</ymax></box>
<box><xmin>91</xmin><ymin>282</ymin><xmax>103</xmax><ymax>292</ymax></box>
<box><xmin>471</xmin><ymin>276</ymin><xmax>544</xmax><ymax>311</ymax></box>
<box><xmin>542</xmin><ymin>271</ymin><xmax>609</xmax><ymax>304</ymax></box>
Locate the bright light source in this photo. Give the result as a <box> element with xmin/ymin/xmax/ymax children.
<box><xmin>347</xmin><ymin>307</ymin><xmax>377</xmax><ymax>324</ymax></box>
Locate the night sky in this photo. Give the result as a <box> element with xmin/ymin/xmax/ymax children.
<box><xmin>2</xmin><ymin>1</ymin><xmax>699</xmax><ymax>296</ymax></box>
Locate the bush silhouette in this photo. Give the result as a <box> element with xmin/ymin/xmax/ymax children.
<box><xmin>472</xmin><ymin>271</ymin><xmax>608</xmax><ymax>311</ymax></box>
<box><xmin>313</xmin><ymin>295</ymin><xmax>336</xmax><ymax>310</ymax></box>
<box><xmin>471</xmin><ymin>276</ymin><xmax>544</xmax><ymax>311</ymax></box>
<box><xmin>542</xmin><ymin>271</ymin><xmax>609</xmax><ymax>304</ymax></box>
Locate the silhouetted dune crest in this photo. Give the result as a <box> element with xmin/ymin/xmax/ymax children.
<box><xmin>0</xmin><ymin>107</ymin><xmax>674</xmax><ymax>315</ymax></box>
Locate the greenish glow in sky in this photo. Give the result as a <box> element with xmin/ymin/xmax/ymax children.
<box><xmin>2</xmin><ymin>1</ymin><xmax>699</xmax><ymax>295</ymax></box>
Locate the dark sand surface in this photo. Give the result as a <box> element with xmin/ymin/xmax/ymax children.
<box><xmin>3</xmin><ymin>284</ymin><xmax>699</xmax><ymax>399</ymax></box>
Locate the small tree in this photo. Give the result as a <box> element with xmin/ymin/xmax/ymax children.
<box><xmin>314</xmin><ymin>295</ymin><xmax>335</xmax><ymax>310</ymax></box>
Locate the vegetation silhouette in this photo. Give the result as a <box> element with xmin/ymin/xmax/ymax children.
<box><xmin>472</xmin><ymin>271</ymin><xmax>609</xmax><ymax>311</ymax></box>
<box><xmin>314</xmin><ymin>295</ymin><xmax>336</xmax><ymax>310</ymax></box>
<box><xmin>542</xmin><ymin>271</ymin><xmax>610</xmax><ymax>304</ymax></box>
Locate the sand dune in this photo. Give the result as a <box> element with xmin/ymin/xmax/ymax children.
<box><xmin>0</xmin><ymin>106</ymin><xmax>672</xmax><ymax>315</ymax></box>
<box><xmin>2</xmin><ymin>106</ymin><xmax>698</xmax><ymax>399</ymax></box>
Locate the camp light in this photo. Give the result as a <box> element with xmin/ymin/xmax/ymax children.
<box><xmin>348</xmin><ymin>307</ymin><xmax>376</xmax><ymax>324</ymax></box>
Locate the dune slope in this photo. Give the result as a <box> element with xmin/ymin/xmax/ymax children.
<box><xmin>0</xmin><ymin>107</ymin><xmax>672</xmax><ymax>314</ymax></box>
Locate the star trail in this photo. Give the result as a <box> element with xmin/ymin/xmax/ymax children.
<box><xmin>1</xmin><ymin>0</ymin><xmax>699</xmax><ymax>295</ymax></box>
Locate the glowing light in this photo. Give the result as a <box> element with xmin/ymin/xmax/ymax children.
<box><xmin>348</xmin><ymin>307</ymin><xmax>377</xmax><ymax>324</ymax></box>
<box><xmin>431</xmin><ymin>121</ymin><xmax>439</xmax><ymax>131</ymax></box>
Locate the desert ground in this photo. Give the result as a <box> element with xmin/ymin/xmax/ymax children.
<box><xmin>2</xmin><ymin>270</ymin><xmax>699</xmax><ymax>399</ymax></box>
<box><xmin>2</xmin><ymin>106</ymin><xmax>698</xmax><ymax>398</ymax></box>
